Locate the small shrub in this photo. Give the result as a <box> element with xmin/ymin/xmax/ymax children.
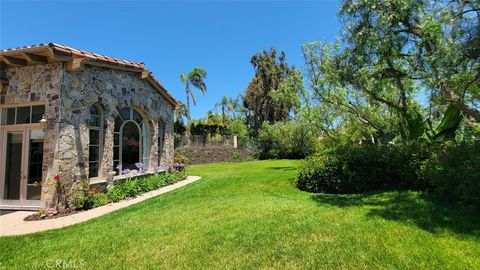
<box><xmin>107</xmin><ymin>185</ymin><xmax>126</xmax><ymax>203</ymax></box>
<box><xmin>297</xmin><ymin>154</ymin><xmax>344</xmax><ymax>193</ymax></box>
<box><xmin>138</xmin><ymin>176</ymin><xmax>156</xmax><ymax>192</ymax></box>
<box><xmin>70</xmin><ymin>181</ymin><xmax>94</xmax><ymax>210</ymax></box>
<box><xmin>91</xmin><ymin>192</ymin><xmax>109</xmax><ymax>208</ymax></box>
<box><xmin>174</xmin><ymin>151</ymin><xmax>188</xmax><ymax>171</ymax></box>
<box><xmin>231</xmin><ymin>151</ymin><xmax>240</xmax><ymax>160</ymax></box>
<box><xmin>69</xmin><ymin>182</ymin><xmax>110</xmax><ymax>210</ymax></box>
<box><xmin>124</xmin><ymin>179</ymin><xmax>141</xmax><ymax>197</ymax></box>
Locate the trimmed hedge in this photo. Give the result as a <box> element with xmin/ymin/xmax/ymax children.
<box><xmin>297</xmin><ymin>144</ymin><xmax>427</xmax><ymax>194</ymax></box>
<box><xmin>296</xmin><ymin>142</ymin><xmax>480</xmax><ymax>208</ymax></box>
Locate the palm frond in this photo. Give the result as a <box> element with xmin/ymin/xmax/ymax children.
<box><xmin>180</xmin><ymin>73</ymin><xmax>187</xmax><ymax>84</ymax></box>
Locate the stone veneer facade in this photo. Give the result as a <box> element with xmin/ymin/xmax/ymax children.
<box><xmin>1</xmin><ymin>63</ymin><xmax>175</xmax><ymax>208</ymax></box>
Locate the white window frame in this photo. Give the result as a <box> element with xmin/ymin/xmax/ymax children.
<box><xmin>114</xmin><ymin>107</ymin><xmax>150</xmax><ymax>175</ymax></box>
<box><xmin>88</xmin><ymin>104</ymin><xmax>104</xmax><ymax>180</ymax></box>
<box><xmin>0</xmin><ymin>102</ymin><xmax>46</xmax><ymax>126</ymax></box>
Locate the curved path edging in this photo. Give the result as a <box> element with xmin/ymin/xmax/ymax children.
<box><xmin>0</xmin><ymin>176</ymin><xmax>201</xmax><ymax>237</ymax></box>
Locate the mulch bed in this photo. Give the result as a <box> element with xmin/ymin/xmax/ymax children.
<box><xmin>24</xmin><ymin>208</ymin><xmax>83</xmax><ymax>221</ymax></box>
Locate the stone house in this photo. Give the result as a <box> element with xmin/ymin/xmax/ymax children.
<box><xmin>0</xmin><ymin>43</ymin><xmax>179</xmax><ymax>210</ymax></box>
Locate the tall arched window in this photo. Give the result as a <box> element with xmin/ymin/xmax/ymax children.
<box><xmin>89</xmin><ymin>104</ymin><xmax>103</xmax><ymax>178</ymax></box>
<box><xmin>114</xmin><ymin>107</ymin><xmax>149</xmax><ymax>174</ymax></box>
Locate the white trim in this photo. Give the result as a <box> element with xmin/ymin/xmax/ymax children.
<box><xmin>0</xmin><ymin>101</ymin><xmax>46</xmax><ymax>109</ymax></box>
<box><xmin>89</xmin><ymin>171</ymin><xmax>157</xmax><ymax>185</ymax></box>
<box><xmin>0</xmin><ymin>126</ymin><xmax>43</xmax><ymax>209</ymax></box>
<box><xmin>88</xmin><ymin>104</ymin><xmax>104</xmax><ymax>180</ymax></box>
<box><xmin>0</xmin><ymin>103</ymin><xmax>46</xmax><ymax>126</ymax></box>
<box><xmin>114</xmin><ymin>106</ymin><xmax>151</xmax><ymax>175</ymax></box>
<box><xmin>0</xmin><ymin>205</ymin><xmax>41</xmax><ymax>211</ymax></box>
<box><xmin>118</xmin><ymin>120</ymin><xmax>142</xmax><ymax>174</ymax></box>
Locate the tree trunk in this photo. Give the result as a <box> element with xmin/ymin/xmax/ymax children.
<box><xmin>222</xmin><ymin>107</ymin><xmax>225</xmax><ymax>124</ymax></box>
<box><xmin>186</xmin><ymin>90</ymin><xmax>191</xmax><ymax>124</ymax></box>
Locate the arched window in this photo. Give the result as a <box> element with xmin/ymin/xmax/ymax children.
<box><xmin>114</xmin><ymin>107</ymin><xmax>149</xmax><ymax>174</ymax></box>
<box><xmin>89</xmin><ymin>104</ymin><xmax>103</xmax><ymax>178</ymax></box>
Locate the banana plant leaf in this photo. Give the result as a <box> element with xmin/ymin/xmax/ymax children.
<box><xmin>433</xmin><ymin>105</ymin><xmax>463</xmax><ymax>142</ymax></box>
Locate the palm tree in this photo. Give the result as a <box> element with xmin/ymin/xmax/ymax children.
<box><xmin>180</xmin><ymin>67</ymin><xmax>207</xmax><ymax>124</ymax></box>
<box><xmin>228</xmin><ymin>95</ymin><xmax>242</xmax><ymax>118</ymax></box>
<box><xmin>215</xmin><ymin>96</ymin><xmax>229</xmax><ymax>124</ymax></box>
<box><xmin>175</xmin><ymin>103</ymin><xmax>187</xmax><ymax>123</ymax></box>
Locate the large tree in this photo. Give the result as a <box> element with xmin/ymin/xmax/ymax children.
<box><xmin>244</xmin><ymin>48</ymin><xmax>301</xmax><ymax>134</ymax></box>
<box><xmin>339</xmin><ymin>0</ymin><xmax>479</xmax><ymax>122</ymax></box>
<box><xmin>303</xmin><ymin>41</ymin><xmax>396</xmax><ymax>142</ymax></box>
<box><xmin>305</xmin><ymin>0</ymin><xmax>479</xmax><ymax>142</ymax></box>
<box><xmin>180</xmin><ymin>67</ymin><xmax>207</xmax><ymax>124</ymax></box>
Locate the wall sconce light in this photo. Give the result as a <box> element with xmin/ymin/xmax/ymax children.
<box><xmin>39</xmin><ymin>114</ymin><xmax>48</xmax><ymax>129</ymax></box>
<box><xmin>39</xmin><ymin>114</ymin><xmax>63</xmax><ymax>130</ymax></box>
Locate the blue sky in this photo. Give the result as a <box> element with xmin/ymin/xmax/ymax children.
<box><xmin>1</xmin><ymin>0</ymin><xmax>341</xmax><ymax>119</ymax></box>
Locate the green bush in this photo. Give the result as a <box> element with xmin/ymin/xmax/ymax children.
<box><xmin>107</xmin><ymin>185</ymin><xmax>126</xmax><ymax>203</ymax></box>
<box><xmin>189</xmin><ymin>121</ymin><xmax>228</xmax><ymax>136</ymax></box>
<box><xmin>297</xmin><ymin>141</ymin><xmax>479</xmax><ymax>208</ymax></box>
<box><xmin>91</xmin><ymin>192</ymin><xmax>109</xmax><ymax>208</ymax></box>
<box><xmin>297</xmin><ymin>143</ymin><xmax>428</xmax><ymax>193</ymax></box>
<box><xmin>70</xmin><ymin>181</ymin><xmax>95</xmax><ymax>210</ymax></box>
<box><xmin>256</xmin><ymin>121</ymin><xmax>316</xmax><ymax>159</ymax></box>
<box><xmin>69</xmin><ymin>181</ymin><xmax>110</xmax><ymax>210</ymax></box>
<box><xmin>296</xmin><ymin>154</ymin><xmax>344</xmax><ymax>193</ymax></box>
<box><xmin>229</xmin><ymin>118</ymin><xmax>250</xmax><ymax>148</ymax></box>
<box><xmin>107</xmin><ymin>173</ymin><xmax>185</xmax><ymax>203</ymax></box>
<box><xmin>174</xmin><ymin>150</ymin><xmax>188</xmax><ymax>170</ymax></box>
<box><xmin>124</xmin><ymin>179</ymin><xmax>141</xmax><ymax>198</ymax></box>
<box><xmin>419</xmin><ymin>142</ymin><xmax>480</xmax><ymax>207</ymax></box>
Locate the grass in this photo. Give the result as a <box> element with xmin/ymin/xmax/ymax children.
<box><xmin>1</xmin><ymin>160</ymin><xmax>479</xmax><ymax>269</ymax></box>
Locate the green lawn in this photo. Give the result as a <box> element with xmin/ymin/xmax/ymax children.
<box><xmin>1</xmin><ymin>160</ymin><xmax>479</xmax><ymax>269</ymax></box>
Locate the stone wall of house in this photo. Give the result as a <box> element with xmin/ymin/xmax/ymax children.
<box><xmin>1</xmin><ymin>62</ymin><xmax>175</xmax><ymax>209</ymax></box>
<box><xmin>52</xmin><ymin>64</ymin><xmax>174</xmax><ymax>207</ymax></box>
<box><xmin>1</xmin><ymin>63</ymin><xmax>63</xmax><ymax>208</ymax></box>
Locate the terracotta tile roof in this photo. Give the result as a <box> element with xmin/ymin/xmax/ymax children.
<box><xmin>1</xmin><ymin>43</ymin><xmax>179</xmax><ymax>108</ymax></box>
<box><xmin>0</xmin><ymin>43</ymin><xmax>49</xmax><ymax>52</ymax></box>
<box><xmin>48</xmin><ymin>43</ymin><xmax>145</xmax><ymax>70</ymax></box>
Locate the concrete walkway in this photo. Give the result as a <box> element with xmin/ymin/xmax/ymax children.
<box><xmin>0</xmin><ymin>176</ymin><xmax>201</xmax><ymax>237</ymax></box>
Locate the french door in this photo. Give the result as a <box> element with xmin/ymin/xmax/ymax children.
<box><xmin>0</xmin><ymin>127</ymin><xmax>44</xmax><ymax>209</ymax></box>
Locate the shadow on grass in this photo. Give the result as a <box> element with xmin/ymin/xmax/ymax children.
<box><xmin>268</xmin><ymin>166</ymin><xmax>297</xmax><ymax>171</ymax></box>
<box><xmin>312</xmin><ymin>191</ymin><xmax>480</xmax><ymax>237</ymax></box>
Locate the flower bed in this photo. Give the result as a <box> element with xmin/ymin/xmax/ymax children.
<box><xmin>107</xmin><ymin>172</ymin><xmax>185</xmax><ymax>202</ymax></box>
<box><xmin>24</xmin><ymin>172</ymin><xmax>186</xmax><ymax>221</ymax></box>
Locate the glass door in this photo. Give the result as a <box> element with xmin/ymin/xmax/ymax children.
<box><xmin>2</xmin><ymin>131</ymin><xmax>23</xmax><ymax>202</ymax></box>
<box><xmin>26</xmin><ymin>130</ymin><xmax>44</xmax><ymax>201</ymax></box>
<box><xmin>0</xmin><ymin>128</ymin><xmax>43</xmax><ymax>209</ymax></box>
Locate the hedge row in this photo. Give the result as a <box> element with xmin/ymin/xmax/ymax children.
<box><xmin>296</xmin><ymin>142</ymin><xmax>480</xmax><ymax>208</ymax></box>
